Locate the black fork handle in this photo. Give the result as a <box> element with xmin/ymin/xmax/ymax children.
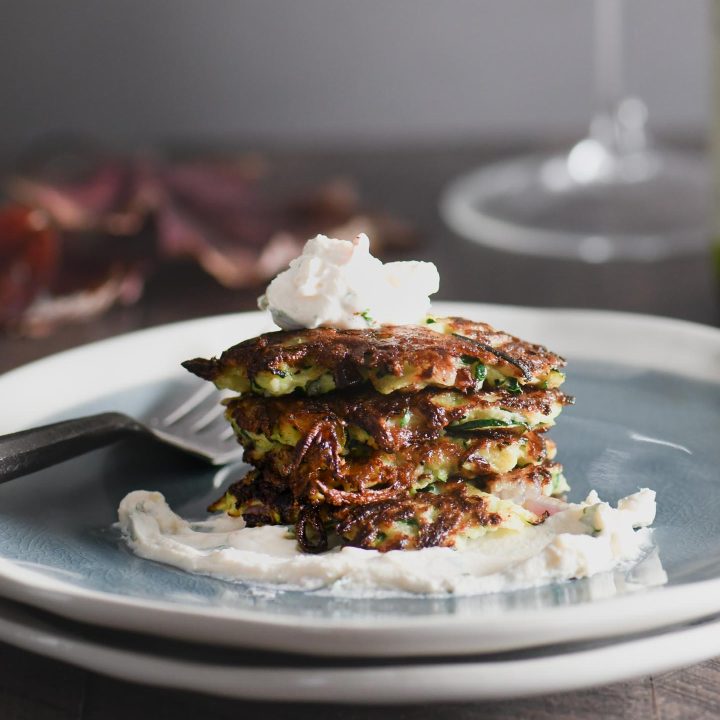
<box><xmin>0</xmin><ymin>413</ymin><xmax>146</xmax><ymax>484</ymax></box>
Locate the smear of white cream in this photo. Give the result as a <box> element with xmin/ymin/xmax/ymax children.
<box><xmin>118</xmin><ymin>489</ymin><xmax>656</xmax><ymax>596</ymax></box>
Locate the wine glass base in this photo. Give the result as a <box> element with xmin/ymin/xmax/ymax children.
<box><xmin>441</xmin><ymin>149</ymin><xmax>710</xmax><ymax>262</ymax></box>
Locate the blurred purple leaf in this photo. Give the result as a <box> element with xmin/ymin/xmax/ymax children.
<box><xmin>3</xmin><ymin>149</ymin><xmax>416</xmax><ymax>335</ymax></box>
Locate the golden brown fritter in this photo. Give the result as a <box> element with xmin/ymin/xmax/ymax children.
<box><xmin>251</xmin><ymin>431</ymin><xmax>550</xmax><ymax>505</ymax></box>
<box><xmin>332</xmin><ymin>480</ymin><xmax>540</xmax><ymax>552</ymax></box>
<box><xmin>209</xmin><ymin>460</ymin><xmax>565</xmax><ymax>553</ymax></box>
<box><xmin>182</xmin><ymin>317</ymin><xmax>566</xmax><ymax>397</ymax></box>
<box><xmin>225</xmin><ymin>387</ymin><xmax>572</xmax><ymax>457</ymax></box>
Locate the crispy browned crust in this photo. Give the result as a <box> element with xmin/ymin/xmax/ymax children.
<box><xmin>182</xmin><ymin>357</ymin><xmax>221</xmax><ymax>382</ymax></box>
<box><xmin>213</xmin><ymin>458</ymin><xmax>562</xmax><ymax>553</ymax></box>
<box><xmin>209</xmin><ymin>470</ymin><xmax>299</xmax><ymax>526</ymax></box>
<box><xmin>182</xmin><ymin>317</ymin><xmax>565</xmax><ymax>392</ymax></box>
<box><xmin>213</xmin><ymin>473</ymin><xmax>505</xmax><ymax>552</ymax></box>
<box><xmin>252</xmin><ymin>431</ymin><xmax>548</xmax><ymax>506</ymax></box>
<box><xmin>332</xmin><ymin>481</ymin><xmax>504</xmax><ymax>551</ymax></box>
<box><xmin>227</xmin><ymin>387</ymin><xmax>572</xmax><ymax>453</ymax></box>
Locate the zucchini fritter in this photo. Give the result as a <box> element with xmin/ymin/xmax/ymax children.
<box><xmin>209</xmin><ymin>460</ymin><xmax>565</xmax><ymax>553</ymax></box>
<box><xmin>183</xmin><ymin>316</ymin><xmax>566</xmax><ymax>397</ymax></box>
<box><xmin>333</xmin><ymin>480</ymin><xmax>541</xmax><ymax>551</ymax></box>
<box><xmin>225</xmin><ymin>387</ymin><xmax>572</xmax><ymax>457</ymax></box>
<box><xmin>247</xmin><ymin>431</ymin><xmax>552</xmax><ymax>505</ymax></box>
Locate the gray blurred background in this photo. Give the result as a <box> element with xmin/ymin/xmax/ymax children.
<box><xmin>0</xmin><ymin>0</ymin><xmax>708</xmax><ymax>154</ymax></box>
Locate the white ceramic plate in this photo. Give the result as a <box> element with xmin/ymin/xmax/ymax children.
<box><xmin>2</xmin><ymin>595</ymin><xmax>720</xmax><ymax>703</ymax></box>
<box><xmin>0</xmin><ymin>303</ymin><xmax>718</xmax><ymax>658</ymax></box>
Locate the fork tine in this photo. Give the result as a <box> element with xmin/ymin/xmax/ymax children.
<box><xmin>190</xmin><ymin>403</ymin><xmax>226</xmax><ymax>432</ymax></box>
<box><xmin>162</xmin><ymin>383</ymin><xmax>216</xmax><ymax>427</ymax></box>
<box><xmin>147</xmin><ymin>381</ymin><xmax>244</xmax><ymax>464</ymax></box>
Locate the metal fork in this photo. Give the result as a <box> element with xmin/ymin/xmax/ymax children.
<box><xmin>0</xmin><ymin>381</ymin><xmax>244</xmax><ymax>483</ymax></box>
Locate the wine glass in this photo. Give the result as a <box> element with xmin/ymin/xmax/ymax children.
<box><xmin>441</xmin><ymin>0</ymin><xmax>709</xmax><ymax>262</ymax></box>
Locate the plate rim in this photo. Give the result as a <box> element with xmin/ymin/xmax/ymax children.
<box><xmin>2</xmin><ymin>303</ymin><xmax>719</xmax><ymax>408</ymax></box>
<box><xmin>1</xmin><ymin>595</ymin><xmax>720</xmax><ymax>703</ymax></box>
<box><xmin>0</xmin><ymin>302</ymin><xmax>719</xmax><ymax>657</ymax></box>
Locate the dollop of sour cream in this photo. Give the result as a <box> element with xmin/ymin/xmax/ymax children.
<box><xmin>257</xmin><ymin>233</ymin><xmax>439</xmax><ymax>330</ymax></box>
<box><xmin>117</xmin><ymin>489</ymin><xmax>658</xmax><ymax>596</ymax></box>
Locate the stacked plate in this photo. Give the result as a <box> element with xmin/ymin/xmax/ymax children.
<box><xmin>0</xmin><ymin>303</ymin><xmax>718</xmax><ymax>703</ymax></box>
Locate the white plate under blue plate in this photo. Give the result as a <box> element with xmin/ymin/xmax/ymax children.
<box><xmin>0</xmin><ymin>302</ymin><xmax>718</xmax><ymax>658</ymax></box>
<box><xmin>2</xmin><ymin>592</ymin><xmax>720</xmax><ymax>702</ymax></box>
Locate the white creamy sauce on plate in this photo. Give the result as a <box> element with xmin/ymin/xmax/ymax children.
<box><xmin>117</xmin><ymin>489</ymin><xmax>656</xmax><ymax>596</ymax></box>
<box><xmin>258</xmin><ymin>233</ymin><xmax>439</xmax><ymax>330</ymax></box>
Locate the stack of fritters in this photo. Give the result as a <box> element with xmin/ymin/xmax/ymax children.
<box><xmin>183</xmin><ymin>317</ymin><xmax>573</xmax><ymax>553</ymax></box>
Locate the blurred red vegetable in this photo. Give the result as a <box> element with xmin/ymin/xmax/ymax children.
<box><xmin>0</xmin><ymin>203</ymin><xmax>145</xmax><ymax>336</ymax></box>
<box><xmin>0</xmin><ymin>206</ymin><xmax>60</xmax><ymax>328</ymax></box>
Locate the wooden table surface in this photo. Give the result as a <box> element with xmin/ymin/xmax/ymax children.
<box><xmin>0</xmin><ymin>144</ymin><xmax>718</xmax><ymax>720</ymax></box>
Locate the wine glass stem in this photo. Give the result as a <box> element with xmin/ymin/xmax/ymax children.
<box><xmin>590</xmin><ymin>0</ymin><xmax>647</xmax><ymax>154</ymax></box>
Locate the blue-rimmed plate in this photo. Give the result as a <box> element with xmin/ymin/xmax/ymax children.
<box><xmin>0</xmin><ymin>302</ymin><xmax>718</xmax><ymax>657</ymax></box>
